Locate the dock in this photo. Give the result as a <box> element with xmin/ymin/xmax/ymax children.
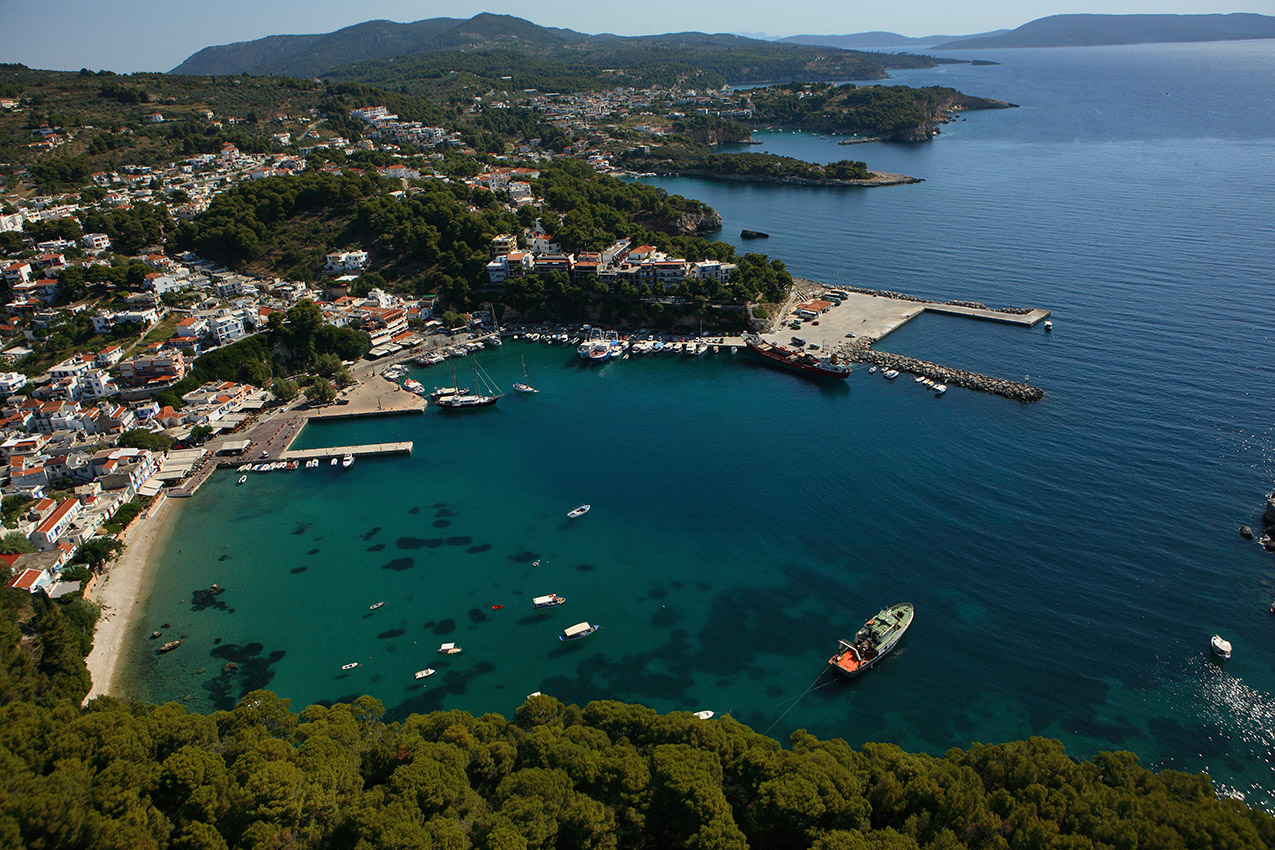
<box><xmin>280</xmin><ymin>442</ymin><xmax>412</xmax><ymax>462</ymax></box>
<box><xmin>920</xmin><ymin>303</ymin><xmax>1051</xmax><ymax>326</ymax></box>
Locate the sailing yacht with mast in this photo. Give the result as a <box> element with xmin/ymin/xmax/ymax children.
<box><xmin>436</xmin><ymin>357</ymin><xmax>504</xmax><ymax>409</ymax></box>
<box><xmin>513</xmin><ymin>354</ymin><xmax>539</xmax><ymax>393</ymax></box>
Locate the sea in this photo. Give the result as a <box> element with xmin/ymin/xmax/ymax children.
<box><xmin>118</xmin><ymin>40</ymin><xmax>1275</xmax><ymax>807</ymax></box>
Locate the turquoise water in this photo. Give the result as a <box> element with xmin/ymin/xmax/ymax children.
<box><xmin>122</xmin><ymin>42</ymin><xmax>1275</xmax><ymax>807</ymax></box>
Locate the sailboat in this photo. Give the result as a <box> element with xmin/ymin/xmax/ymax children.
<box><xmin>513</xmin><ymin>354</ymin><xmax>539</xmax><ymax>394</ymax></box>
<box><xmin>436</xmin><ymin>358</ymin><xmax>503</xmax><ymax>409</ymax></box>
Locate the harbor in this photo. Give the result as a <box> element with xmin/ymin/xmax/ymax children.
<box><xmin>279</xmin><ymin>442</ymin><xmax>412</xmax><ymax>462</ymax></box>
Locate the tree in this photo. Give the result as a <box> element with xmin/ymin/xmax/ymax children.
<box><xmin>117</xmin><ymin>429</ymin><xmax>173</xmax><ymax>452</ymax></box>
<box><xmin>304</xmin><ymin>378</ymin><xmax>336</xmax><ymax>404</ymax></box>
<box><xmin>189</xmin><ymin>425</ymin><xmax>213</xmax><ymax>443</ymax></box>
<box><xmin>271</xmin><ymin>378</ymin><xmax>299</xmax><ymax>402</ymax></box>
<box><xmin>333</xmin><ymin>367</ymin><xmax>354</xmax><ymax>388</ymax></box>
<box><xmin>313</xmin><ymin>352</ymin><xmax>342</xmax><ymax>378</ymax></box>
<box><xmin>71</xmin><ymin>536</ymin><xmax>124</xmax><ymax>570</ymax></box>
<box><xmin>0</xmin><ymin>531</ymin><xmax>35</xmax><ymax>554</ymax></box>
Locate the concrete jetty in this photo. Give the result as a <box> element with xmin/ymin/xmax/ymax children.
<box><xmin>280</xmin><ymin>442</ymin><xmax>412</xmax><ymax>462</ymax></box>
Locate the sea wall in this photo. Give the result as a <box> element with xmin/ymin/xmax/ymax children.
<box><xmin>843</xmin><ymin>341</ymin><xmax>1045</xmax><ymax>403</ymax></box>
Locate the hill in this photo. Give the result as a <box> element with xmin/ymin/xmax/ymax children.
<box><xmin>169</xmin><ymin>13</ymin><xmax>941</xmax><ymax>88</ymax></box>
<box><xmin>935</xmin><ymin>13</ymin><xmax>1275</xmax><ymax>49</ymax></box>
<box><xmin>778</xmin><ymin>30</ymin><xmax>1008</xmax><ymax>49</ymax></box>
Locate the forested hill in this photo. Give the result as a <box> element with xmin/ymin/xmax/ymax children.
<box><xmin>169</xmin><ymin>13</ymin><xmax>940</xmax><ymax>89</ymax></box>
<box><xmin>935</xmin><ymin>13</ymin><xmax>1275</xmax><ymax>49</ymax></box>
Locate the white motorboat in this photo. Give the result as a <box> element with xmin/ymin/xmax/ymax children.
<box><xmin>341</xmin><ymin>454</ymin><xmax>354</xmax><ymax>469</ymax></box>
<box><xmin>369</xmin><ymin>601</ymin><xmax>385</xmax><ymax>610</ymax></box>
<box><xmin>533</xmin><ymin>594</ymin><xmax>565</xmax><ymax>609</ymax></box>
<box><xmin>567</xmin><ymin>504</ymin><xmax>591</xmax><ymax>519</ymax></box>
<box><xmin>883</xmin><ymin>369</ymin><xmax>900</xmax><ymax>380</ymax></box>
<box><xmin>438</xmin><ymin>642</ymin><xmax>463</xmax><ymax>655</ymax></box>
<box><xmin>692</xmin><ymin>710</ymin><xmax>715</xmax><ymax>720</ymax></box>
<box><xmin>414</xmin><ymin>668</ymin><xmax>436</xmax><ymax>680</ymax></box>
<box><xmin>1211</xmin><ymin>634</ymin><xmax>1232</xmax><ymax>659</ymax></box>
<box><xmin>730</xmin><ymin>345</ymin><xmax>738</xmax><ymax>354</ymax></box>
<box><xmin>869</xmin><ymin>366</ymin><xmax>878</xmax><ymax>374</ymax></box>
<box><xmin>934</xmin><ymin>384</ymin><xmax>948</xmax><ymax>395</ymax></box>
<box><xmin>341</xmin><ymin>662</ymin><xmax>359</xmax><ymax>670</ymax></box>
<box><xmin>237</xmin><ymin>475</ymin><xmax>247</xmax><ymax>485</ymax></box>
<box><xmin>1044</xmin><ymin>320</ymin><xmax>1053</xmax><ymax>332</ymax></box>
<box><xmin>560</xmin><ymin>622</ymin><xmax>599</xmax><ymax>641</ymax></box>
<box><xmin>330</xmin><ymin>457</ymin><xmax>338</xmax><ymax>466</ymax></box>
<box><xmin>513</xmin><ymin>382</ymin><xmax>538</xmax><ymax>394</ymax></box>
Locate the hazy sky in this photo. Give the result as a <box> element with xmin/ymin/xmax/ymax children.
<box><xmin>2</xmin><ymin>0</ymin><xmax>1272</xmax><ymax>73</ymax></box>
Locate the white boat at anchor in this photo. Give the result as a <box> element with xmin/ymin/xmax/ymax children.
<box><xmin>883</xmin><ymin>369</ymin><xmax>900</xmax><ymax>380</ymax></box>
<box><xmin>438</xmin><ymin>642</ymin><xmax>463</xmax><ymax>655</ymax></box>
<box><xmin>533</xmin><ymin>594</ymin><xmax>565</xmax><ymax>609</ymax></box>
<box><xmin>567</xmin><ymin>504</ymin><xmax>591</xmax><ymax>519</ymax></box>
<box><xmin>414</xmin><ymin>668</ymin><xmax>436</xmax><ymax>680</ymax></box>
<box><xmin>341</xmin><ymin>662</ymin><xmax>360</xmax><ymax>670</ymax></box>
<box><xmin>369</xmin><ymin>601</ymin><xmax>385</xmax><ymax>610</ymax></box>
<box><xmin>560</xmin><ymin>622</ymin><xmax>599</xmax><ymax>641</ymax></box>
<box><xmin>692</xmin><ymin>710</ymin><xmax>715</xmax><ymax>720</ymax></box>
<box><xmin>237</xmin><ymin>475</ymin><xmax>247</xmax><ymax>485</ymax></box>
<box><xmin>1211</xmin><ymin>634</ymin><xmax>1232</xmax><ymax>659</ymax></box>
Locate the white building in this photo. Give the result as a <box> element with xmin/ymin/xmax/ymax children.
<box><xmin>0</xmin><ymin>372</ymin><xmax>27</xmax><ymax>396</ymax></box>
<box><xmin>324</xmin><ymin>251</ymin><xmax>369</xmax><ymax>273</ymax></box>
<box><xmin>81</xmin><ymin>233</ymin><xmax>111</xmax><ymax>251</ymax></box>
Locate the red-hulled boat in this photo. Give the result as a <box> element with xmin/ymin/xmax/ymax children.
<box><xmin>742</xmin><ymin>333</ymin><xmax>850</xmax><ymax>379</ymax></box>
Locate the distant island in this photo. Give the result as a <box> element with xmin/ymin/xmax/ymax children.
<box><xmin>934</xmin><ymin>13</ymin><xmax>1275</xmax><ymax>49</ymax></box>
<box><xmin>776</xmin><ymin>30</ymin><xmax>1008</xmax><ymax>49</ymax></box>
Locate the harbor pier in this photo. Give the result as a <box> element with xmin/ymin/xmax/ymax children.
<box><xmin>279</xmin><ymin>442</ymin><xmax>412</xmax><ymax>462</ymax></box>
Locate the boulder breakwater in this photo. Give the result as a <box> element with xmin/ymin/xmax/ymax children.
<box><xmin>839</xmin><ymin>341</ymin><xmax>1045</xmax><ymax>402</ymax></box>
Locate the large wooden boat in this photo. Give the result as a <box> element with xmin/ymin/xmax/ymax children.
<box><xmin>742</xmin><ymin>332</ymin><xmax>850</xmax><ymax>379</ymax></box>
<box><xmin>828</xmin><ymin>603</ymin><xmax>913</xmax><ymax>677</ymax></box>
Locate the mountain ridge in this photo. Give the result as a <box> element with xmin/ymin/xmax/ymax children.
<box><xmin>935</xmin><ymin>13</ymin><xmax>1275</xmax><ymax>49</ymax></box>
<box><xmin>777</xmin><ymin>30</ymin><xmax>1007</xmax><ymax>49</ymax></box>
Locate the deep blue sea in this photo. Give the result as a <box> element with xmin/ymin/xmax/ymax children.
<box><xmin>121</xmin><ymin>41</ymin><xmax>1275</xmax><ymax>807</ymax></box>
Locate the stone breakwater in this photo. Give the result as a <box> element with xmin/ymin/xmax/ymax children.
<box><xmin>839</xmin><ymin>339</ymin><xmax>1045</xmax><ymax>403</ymax></box>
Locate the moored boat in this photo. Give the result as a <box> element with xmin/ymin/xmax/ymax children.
<box><xmin>533</xmin><ymin>594</ymin><xmax>565</xmax><ymax>609</ymax></box>
<box><xmin>560</xmin><ymin>622</ymin><xmax>599</xmax><ymax>641</ymax></box>
<box><xmin>567</xmin><ymin>504</ymin><xmax>591</xmax><ymax>519</ymax></box>
<box><xmin>369</xmin><ymin>601</ymin><xmax>385</xmax><ymax>610</ymax></box>
<box><xmin>237</xmin><ymin>475</ymin><xmax>247</xmax><ymax>485</ymax></box>
<box><xmin>1211</xmin><ymin>634</ymin><xmax>1232</xmax><ymax>659</ymax></box>
<box><xmin>513</xmin><ymin>382</ymin><xmax>538</xmax><ymax>394</ymax></box>
<box><xmin>414</xmin><ymin>668</ymin><xmax>436</xmax><ymax>680</ymax></box>
<box><xmin>883</xmin><ymin>369</ymin><xmax>899</xmax><ymax>380</ymax></box>
<box><xmin>829</xmin><ymin>603</ymin><xmax>914</xmax><ymax>677</ymax></box>
<box><xmin>438</xmin><ymin>642</ymin><xmax>463</xmax><ymax>655</ymax></box>
<box><xmin>341</xmin><ymin>454</ymin><xmax>354</xmax><ymax>469</ymax></box>
<box><xmin>692</xmin><ymin>710</ymin><xmax>715</xmax><ymax>720</ymax></box>
<box><xmin>159</xmin><ymin>640</ymin><xmax>183</xmax><ymax>653</ymax></box>
<box><xmin>341</xmin><ymin>662</ymin><xmax>359</xmax><ymax>670</ymax></box>
<box><xmin>742</xmin><ymin>332</ymin><xmax>850</xmax><ymax>379</ymax></box>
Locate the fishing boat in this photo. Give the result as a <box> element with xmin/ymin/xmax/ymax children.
<box><xmin>560</xmin><ymin>622</ymin><xmax>599</xmax><ymax>641</ymax></box>
<box><xmin>438</xmin><ymin>642</ymin><xmax>463</xmax><ymax>655</ymax></box>
<box><xmin>414</xmin><ymin>668</ymin><xmax>436</xmax><ymax>680</ymax></box>
<box><xmin>742</xmin><ymin>332</ymin><xmax>850</xmax><ymax>379</ymax></box>
<box><xmin>369</xmin><ymin>601</ymin><xmax>385</xmax><ymax>610</ymax></box>
<box><xmin>341</xmin><ymin>454</ymin><xmax>354</xmax><ymax>469</ymax></box>
<box><xmin>533</xmin><ymin>594</ymin><xmax>565</xmax><ymax>609</ymax></box>
<box><xmin>403</xmin><ymin>378</ymin><xmax>425</xmax><ymax>395</ymax></box>
<box><xmin>1211</xmin><ymin>634</ymin><xmax>1232</xmax><ymax>659</ymax></box>
<box><xmin>567</xmin><ymin>504</ymin><xmax>591</xmax><ymax>519</ymax></box>
<box><xmin>828</xmin><ymin>602</ymin><xmax>914</xmax><ymax>677</ymax></box>
<box><xmin>436</xmin><ymin>359</ymin><xmax>503</xmax><ymax>410</ymax></box>
<box><xmin>237</xmin><ymin>475</ymin><xmax>247</xmax><ymax>485</ymax></box>
<box><xmin>341</xmin><ymin>662</ymin><xmax>360</xmax><ymax>670</ymax></box>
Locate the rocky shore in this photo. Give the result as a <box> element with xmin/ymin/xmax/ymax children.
<box><xmin>645</xmin><ymin>169</ymin><xmax>921</xmax><ymax>188</ymax></box>
<box><xmin>1254</xmin><ymin>494</ymin><xmax>1275</xmax><ymax>551</ymax></box>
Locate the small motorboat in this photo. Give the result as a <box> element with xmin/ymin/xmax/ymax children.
<box><xmin>883</xmin><ymin>369</ymin><xmax>899</xmax><ymax>380</ymax></box>
<box><xmin>869</xmin><ymin>366</ymin><xmax>878</xmax><ymax>374</ymax></box>
<box><xmin>151</xmin><ymin>630</ymin><xmax>162</xmax><ymax>639</ymax></box>
<box><xmin>567</xmin><ymin>504</ymin><xmax>591</xmax><ymax>519</ymax></box>
<box><xmin>560</xmin><ymin>622</ymin><xmax>599</xmax><ymax>641</ymax></box>
<box><xmin>692</xmin><ymin>710</ymin><xmax>715</xmax><ymax>720</ymax></box>
<box><xmin>934</xmin><ymin>384</ymin><xmax>947</xmax><ymax>395</ymax></box>
<box><xmin>341</xmin><ymin>662</ymin><xmax>360</xmax><ymax>670</ymax></box>
<box><xmin>414</xmin><ymin>668</ymin><xmax>436</xmax><ymax>680</ymax></box>
<box><xmin>330</xmin><ymin>457</ymin><xmax>338</xmax><ymax>466</ymax></box>
<box><xmin>730</xmin><ymin>346</ymin><xmax>738</xmax><ymax>354</ymax></box>
<box><xmin>513</xmin><ymin>382</ymin><xmax>539</xmax><ymax>394</ymax></box>
<box><xmin>438</xmin><ymin>642</ymin><xmax>463</xmax><ymax>655</ymax></box>
<box><xmin>159</xmin><ymin>640</ymin><xmax>182</xmax><ymax>653</ymax></box>
<box><xmin>491</xmin><ymin>604</ymin><xmax>504</xmax><ymax>610</ymax></box>
<box><xmin>237</xmin><ymin>475</ymin><xmax>247</xmax><ymax>485</ymax></box>
<box><xmin>1211</xmin><ymin>634</ymin><xmax>1232</xmax><ymax>659</ymax></box>
<box><xmin>369</xmin><ymin>602</ymin><xmax>385</xmax><ymax>610</ymax></box>
<box><xmin>341</xmin><ymin>454</ymin><xmax>354</xmax><ymax>469</ymax></box>
<box><xmin>1044</xmin><ymin>320</ymin><xmax>1053</xmax><ymax>332</ymax></box>
<box><xmin>533</xmin><ymin>594</ymin><xmax>565</xmax><ymax>609</ymax></box>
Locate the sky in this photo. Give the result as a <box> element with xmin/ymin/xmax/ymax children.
<box><xmin>1</xmin><ymin>0</ymin><xmax>1272</xmax><ymax>73</ymax></box>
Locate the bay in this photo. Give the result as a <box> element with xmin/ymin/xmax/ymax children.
<box><xmin>121</xmin><ymin>40</ymin><xmax>1275</xmax><ymax>807</ymax></box>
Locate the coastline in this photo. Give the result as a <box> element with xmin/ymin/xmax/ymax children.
<box><xmin>82</xmin><ymin>494</ymin><xmax>184</xmax><ymax>703</ymax></box>
<box><xmin>645</xmin><ymin>169</ymin><xmax>922</xmax><ymax>187</ymax></box>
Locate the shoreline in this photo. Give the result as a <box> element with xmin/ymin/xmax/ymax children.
<box><xmin>644</xmin><ymin>169</ymin><xmax>922</xmax><ymax>187</ymax></box>
<box><xmin>82</xmin><ymin>494</ymin><xmax>184</xmax><ymax>702</ymax></box>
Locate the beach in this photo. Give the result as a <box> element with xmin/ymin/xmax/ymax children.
<box><xmin>82</xmin><ymin>494</ymin><xmax>183</xmax><ymax>702</ymax></box>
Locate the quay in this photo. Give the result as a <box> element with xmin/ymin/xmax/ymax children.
<box><xmin>280</xmin><ymin>442</ymin><xmax>412</xmax><ymax>462</ymax></box>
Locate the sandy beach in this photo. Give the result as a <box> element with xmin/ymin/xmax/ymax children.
<box><xmin>83</xmin><ymin>494</ymin><xmax>183</xmax><ymax>702</ymax></box>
